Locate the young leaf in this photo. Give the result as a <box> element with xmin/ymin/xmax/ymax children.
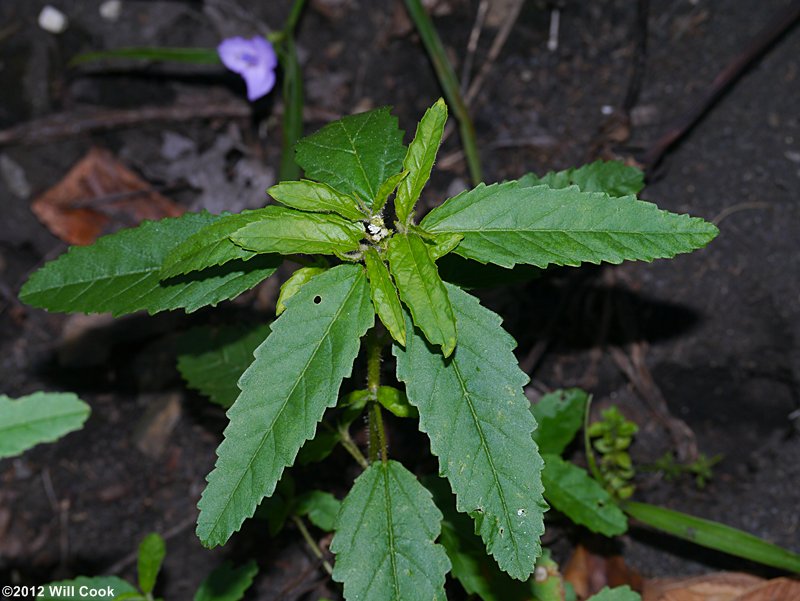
<box><xmin>420</xmin><ymin>181</ymin><xmax>719</xmax><ymax>269</ymax></box>
<box><xmin>364</xmin><ymin>247</ymin><xmax>406</xmax><ymax>345</ymax></box>
<box><xmin>0</xmin><ymin>393</ymin><xmax>90</xmax><ymax>459</ymax></box>
<box><xmin>395</xmin><ymin>98</ymin><xmax>447</xmax><ymax>224</ymax></box>
<box><xmin>519</xmin><ymin>160</ymin><xmax>645</xmax><ymax>198</ymax></box>
<box><xmin>395</xmin><ymin>284</ymin><xmax>547</xmax><ymax>580</ymax></box>
<box><xmin>622</xmin><ymin>501</ymin><xmax>800</xmax><ymax>573</ymax></box>
<box><xmin>530</xmin><ymin>388</ymin><xmax>588</xmax><ymax>455</ymax></box>
<box><xmin>586</xmin><ymin>585</ymin><xmax>641</xmax><ymax>601</ymax></box>
<box><xmin>194</xmin><ymin>561</ymin><xmax>258</xmax><ymax>601</ymax></box>
<box><xmin>277</xmin><ymin>266</ymin><xmax>328</xmax><ymax>315</ymax></box>
<box><xmin>295</xmin><ymin>490</ymin><xmax>341</xmax><ymax>531</ymax></box>
<box><xmin>230</xmin><ymin>207</ymin><xmax>364</xmax><ymax>257</ymax></box>
<box><xmin>376</xmin><ymin>386</ymin><xmax>417</xmax><ymax>418</ymax></box>
<box><xmin>37</xmin><ymin>576</ymin><xmax>139</xmax><ymax>600</ymax></box>
<box><xmin>137</xmin><ymin>532</ymin><xmax>166</xmax><ymax>595</ymax></box>
<box><xmin>372</xmin><ymin>169</ymin><xmax>409</xmax><ymax>214</ymax></box>
<box><xmin>331</xmin><ymin>460</ymin><xmax>450</xmax><ymax>601</ymax></box>
<box><xmin>295</xmin><ymin>106</ymin><xmax>406</xmax><ymax>205</ymax></box>
<box><xmin>387</xmin><ymin>232</ymin><xmax>456</xmax><ymax>356</ymax></box>
<box><xmin>427</xmin><ymin>232</ymin><xmax>463</xmax><ymax>261</ymax></box>
<box><xmin>197</xmin><ymin>264</ymin><xmax>373</xmax><ymax>548</ymax></box>
<box><xmin>160</xmin><ymin>210</ymin><xmax>270</xmax><ymax>278</ymax></box>
<box><xmin>177</xmin><ymin>324</ymin><xmax>271</xmax><ymax>409</ymax></box>
<box><xmin>541</xmin><ymin>454</ymin><xmax>627</xmax><ymax>537</ymax></box>
<box><xmin>20</xmin><ymin>213</ymin><xmax>278</xmax><ymax>316</ymax></box>
<box><xmin>268</xmin><ymin>180</ymin><xmax>365</xmax><ymax>221</ymax></box>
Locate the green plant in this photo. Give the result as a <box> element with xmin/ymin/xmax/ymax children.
<box><xmin>20</xmin><ymin>99</ymin><xmax>722</xmax><ymax>599</ymax></box>
<box><xmin>587</xmin><ymin>406</ymin><xmax>638</xmax><ymax>500</ymax></box>
<box><xmin>646</xmin><ymin>451</ymin><xmax>723</xmax><ymax>488</ymax></box>
<box><xmin>37</xmin><ymin>533</ymin><xmax>257</xmax><ymax>601</ymax></box>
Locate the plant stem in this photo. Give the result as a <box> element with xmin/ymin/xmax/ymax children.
<box><xmin>339</xmin><ymin>426</ymin><xmax>369</xmax><ymax>469</ymax></box>
<box><xmin>403</xmin><ymin>0</ymin><xmax>483</xmax><ymax>185</ymax></box>
<box><xmin>291</xmin><ymin>515</ymin><xmax>334</xmax><ymax>576</ymax></box>
<box><xmin>277</xmin><ymin>0</ymin><xmax>307</xmax><ymax>182</ymax></box>
<box><xmin>366</xmin><ymin>329</ymin><xmax>388</xmax><ymax>463</ymax></box>
<box><xmin>583</xmin><ymin>394</ymin><xmax>603</xmax><ymax>483</ymax></box>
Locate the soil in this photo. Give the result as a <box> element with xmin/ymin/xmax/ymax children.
<box><xmin>1</xmin><ymin>0</ymin><xmax>798</xmax><ymax>599</ymax></box>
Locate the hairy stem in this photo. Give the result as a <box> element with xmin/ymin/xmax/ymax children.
<box><xmin>366</xmin><ymin>329</ymin><xmax>388</xmax><ymax>463</ymax></box>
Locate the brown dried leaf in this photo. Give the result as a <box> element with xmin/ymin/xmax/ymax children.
<box><xmin>31</xmin><ymin>147</ymin><xmax>184</xmax><ymax>245</ymax></box>
<box><xmin>564</xmin><ymin>543</ymin><xmax>643</xmax><ymax>599</ymax></box>
<box><xmin>642</xmin><ymin>572</ymin><xmax>800</xmax><ymax>601</ymax></box>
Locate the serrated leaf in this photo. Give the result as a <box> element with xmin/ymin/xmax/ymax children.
<box><xmin>20</xmin><ymin>213</ymin><xmax>278</xmax><ymax>317</ymax></box>
<box><xmin>519</xmin><ymin>160</ymin><xmax>645</xmax><ymax>198</ymax></box>
<box><xmin>253</xmin><ymin>474</ymin><xmax>295</xmax><ymax>536</ymax></box>
<box><xmin>194</xmin><ymin>561</ymin><xmax>258</xmax><ymax>601</ymax></box>
<box><xmin>177</xmin><ymin>324</ymin><xmax>271</xmax><ymax>409</ymax></box>
<box><xmin>395</xmin><ymin>284</ymin><xmax>547</xmax><ymax>580</ymax></box>
<box><xmin>373</xmin><ymin>170</ymin><xmax>409</xmax><ymax>214</ymax></box>
<box><xmin>421</xmin><ymin>181</ymin><xmax>719</xmax><ymax>269</ymax></box>
<box><xmin>395</xmin><ymin>98</ymin><xmax>447</xmax><ymax>224</ymax></box>
<box><xmin>587</xmin><ymin>586</ymin><xmax>641</xmax><ymax>601</ymax></box>
<box><xmin>37</xmin><ymin>576</ymin><xmax>139</xmax><ymax>600</ymax></box>
<box><xmin>387</xmin><ymin>232</ymin><xmax>456</xmax><ymax>356</ymax></box>
<box><xmin>295</xmin><ymin>106</ymin><xmax>406</xmax><ymax>205</ymax></box>
<box><xmin>277</xmin><ymin>266</ymin><xmax>328</xmax><ymax>315</ymax></box>
<box><xmin>137</xmin><ymin>532</ymin><xmax>166</xmax><ymax>594</ymax></box>
<box><xmin>197</xmin><ymin>264</ymin><xmax>373</xmax><ymax>548</ymax></box>
<box><xmin>531</xmin><ymin>388</ymin><xmax>588</xmax><ymax>455</ymax></box>
<box><xmin>231</xmin><ymin>207</ymin><xmax>364</xmax><ymax>257</ymax></box>
<box><xmin>426</xmin><ymin>477</ymin><xmax>531</xmax><ymax>601</ymax></box>
<box><xmin>331</xmin><ymin>460</ymin><xmax>450</xmax><ymax>601</ymax></box>
<box><xmin>160</xmin><ymin>210</ymin><xmax>270</xmax><ymax>278</ymax></box>
<box><xmin>542</xmin><ymin>454</ymin><xmax>627</xmax><ymax>537</ymax></box>
<box><xmin>296</xmin><ymin>429</ymin><xmax>340</xmax><ymax>465</ymax></box>
<box><xmin>268</xmin><ymin>180</ymin><xmax>365</xmax><ymax>221</ymax></box>
<box><xmin>0</xmin><ymin>393</ymin><xmax>90</xmax><ymax>459</ymax></box>
<box><xmin>364</xmin><ymin>247</ymin><xmax>406</xmax><ymax>345</ymax></box>
<box><xmin>427</xmin><ymin>232</ymin><xmax>463</xmax><ymax>261</ymax></box>
<box><xmin>296</xmin><ymin>490</ymin><xmax>341</xmax><ymax>531</ymax></box>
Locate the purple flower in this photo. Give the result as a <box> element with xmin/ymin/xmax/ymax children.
<box><xmin>217</xmin><ymin>36</ymin><xmax>277</xmax><ymax>101</ymax></box>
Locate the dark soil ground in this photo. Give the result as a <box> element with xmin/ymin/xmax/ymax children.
<box><xmin>1</xmin><ymin>0</ymin><xmax>798</xmax><ymax>599</ymax></box>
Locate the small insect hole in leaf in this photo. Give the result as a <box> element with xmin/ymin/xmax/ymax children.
<box><xmin>314</xmin><ymin>295</ymin><xmax>322</xmax><ymax>304</ymax></box>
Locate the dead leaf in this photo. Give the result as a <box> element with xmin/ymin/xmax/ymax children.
<box><xmin>564</xmin><ymin>543</ymin><xmax>643</xmax><ymax>599</ymax></box>
<box><xmin>31</xmin><ymin>147</ymin><xmax>184</xmax><ymax>245</ymax></box>
<box><xmin>643</xmin><ymin>572</ymin><xmax>800</xmax><ymax>601</ymax></box>
<box><xmin>132</xmin><ymin>393</ymin><xmax>182</xmax><ymax>459</ymax></box>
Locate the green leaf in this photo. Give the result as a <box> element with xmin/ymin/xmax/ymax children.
<box><xmin>586</xmin><ymin>585</ymin><xmax>641</xmax><ymax>601</ymax></box>
<box><xmin>421</xmin><ymin>181</ymin><xmax>719</xmax><ymax>269</ymax></box>
<box><xmin>426</xmin><ymin>232</ymin><xmax>463</xmax><ymax>261</ymax></box>
<box><xmin>277</xmin><ymin>266</ymin><xmax>328</xmax><ymax>315</ymax></box>
<box><xmin>253</xmin><ymin>474</ymin><xmax>295</xmax><ymax>536</ymax></box>
<box><xmin>541</xmin><ymin>454</ymin><xmax>627</xmax><ymax>537</ymax></box>
<box><xmin>295</xmin><ymin>106</ymin><xmax>406</xmax><ymax>205</ymax></box>
<box><xmin>295</xmin><ymin>490</ymin><xmax>341</xmax><ymax>531</ymax></box>
<box><xmin>160</xmin><ymin>210</ymin><xmax>273</xmax><ymax>278</ymax></box>
<box><xmin>268</xmin><ymin>180</ymin><xmax>365</xmax><ymax>221</ymax></box>
<box><xmin>137</xmin><ymin>533</ymin><xmax>166</xmax><ymax>594</ymax></box>
<box><xmin>230</xmin><ymin>207</ymin><xmax>364</xmax><ymax>257</ymax></box>
<box><xmin>194</xmin><ymin>561</ymin><xmax>258</xmax><ymax>601</ymax></box>
<box><xmin>426</xmin><ymin>477</ymin><xmax>531</xmax><ymax>601</ymax></box>
<box><xmin>37</xmin><ymin>576</ymin><xmax>139</xmax><ymax>600</ymax></box>
<box><xmin>364</xmin><ymin>248</ymin><xmax>406</xmax><ymax>345</ymax></box>
<box><xmin>395</xmin><ymin>284</ymin><xmax>547</xmax><ymax>580</ymax></box>
<box><xmin>519</xmin><ymin>160</ymin><xmax>645</xmax><ymax>198</ymax></box>
<box><xmin>20</xmin><ymin>213</ymin><xmax>278</xmax><ymax>316</ymax></box>
<box><xmin>622</xmin><ymin>501</ymin><xmax>800</xmax><ymax>573</ymax></box>
<box><xmin>373</xmin><ymin>170</ymin><xmax>409</xmax><ymax>214</ymax></box>
<box><xmin>177</xmin><ymin>324</ymin><xmax>271</xmax><ymax>409</ymax></box>
<box><xmin>530</xmin><ymin>388</ymin><xmax>588</xmax><ymax>455</ymax></box>
<box><xmin>387</xmin><ymin>233</ymin><xmax>456</xmax><ymax>356</ymax></box>
<box><xmin>296</xmin><ymin>429</ymin><xmax>340</xmax><ymax>465</ymax></box>
<box><xmin>331</xmin><ymin>460</ymin><xmax>450</xmax><ymax>601</ymax></box>
<box><xmin>196</xmin><ymin>264</ymin><xmax>373</xmax><ymax>548</ymax></box>
<box><xmin>395</xmin><ymin>98</ymin><xmax>447</xmax><ymax>224</ymax></box>
<box><xmin>376</xmin><ymin>386</ymin><xmax>417</xmax><ymax>418</ymax></box>
<box><xmin>0</xmin><ymin>393</ymin><xmax>90</xmax><ymax>459</ymax></box>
